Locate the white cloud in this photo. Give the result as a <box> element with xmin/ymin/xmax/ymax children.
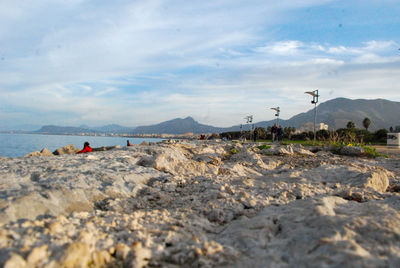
<box><xmin>255</xmin><ymin>41</ymin><xmax>304</xmax><ymax>55</ymax></box>
<box><xmin>0</xmin><ymin>0</ymin><xmax>399</xmax><ymax>128</ymax></box>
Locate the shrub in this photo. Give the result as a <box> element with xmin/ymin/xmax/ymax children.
<box><xmin>257</xmin><ymin>144</ymin><xmax>271</xmax><ymax>150</ymax></box>
<box><xmin>362</xmin><ymin>145</ymin><xmax>387</xmax><ymax>158</ymax></box>
<box><xmin>230</xmin><ymin>148</ymin><xmax>239</xmax><ymax>154</ymax></box>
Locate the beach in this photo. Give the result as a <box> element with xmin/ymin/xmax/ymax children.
<box><xmin>0</xmin><ymin>140</ymin><xmax>399</xmax><ymax>267</ymax></box>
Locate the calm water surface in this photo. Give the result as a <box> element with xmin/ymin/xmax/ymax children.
<box><xmin>0</xmin><ymin>133</ymin><xmax>163</xmax><ymax>158</ymax></box>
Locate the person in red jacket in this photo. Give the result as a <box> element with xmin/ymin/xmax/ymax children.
<box><xmin>77</xmin><ymin>142</ymin><xmax>92</xmax><ymax>154</ymax></box>
<box><xmin>127</xmin><ymin>140</ymin><xmax>131</xmax><ymax>146</ymax></box>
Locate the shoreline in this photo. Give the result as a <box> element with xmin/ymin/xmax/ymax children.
<box><xmin>0</xmin><ymin>140</ymin><xmax>399</xmax><ymax>267</ymax></box>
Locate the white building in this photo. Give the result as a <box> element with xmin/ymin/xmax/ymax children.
<box><xmin>298</xmin><ymin>122</ymin><xmax>329</xmax><ymax>133</ymax></box>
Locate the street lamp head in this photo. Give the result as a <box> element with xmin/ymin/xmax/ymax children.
<box><xmin>305</xmin><ymin>90</ymin><xmax>319</xmax><ymax>104</ymax></box>
<box><xmin>305</xmin><ymin>91</ymin><xmax>318</xmax><ymax>97</ymax></box>
<box><xmin>244</xmin><ymin>115</ymin><xmax>253</xmax><ymax>124</ymax></box>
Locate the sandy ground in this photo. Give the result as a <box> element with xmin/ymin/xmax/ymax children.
<box><xmin>0</xmin><ymin>141</ymin><xmax>399</xmax><ymax>267</ymax></box>
<box><xmin>373</xmin><ymin>145</ymin><xmax>400</xmax><ymax>156</ymax></box>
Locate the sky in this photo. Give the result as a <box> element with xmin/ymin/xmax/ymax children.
<box><xmin>0</xmin><ymin>0</ymin><xmax>399</xmax><ymax>129</ymax></box>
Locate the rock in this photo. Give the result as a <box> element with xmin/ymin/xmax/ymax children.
<box><xmin>124</xmin><ymin>242</ymin><xmax>151</xmax><ymax>268</ymax></box>
<box><xmin>40</xmin><ymin>148</ymin><xmax>53</xmax><ymax>156</ymax></box>
<box><xmin>230</xmin><ymin>148</ymin><xmax>269</xmax><ymax>169</ymax></box>
<box><xmin>47</xmin><ymin>220</ymin><xmax>63</xmax><ymax>234</ymax></box>
<box><xmin>315</xmin><ymin>150</ymin><xmax>334</xmax><ymax>157</ymax></box>
<box><xmin>194</xmin><ymin>155</ymin><xmax>221</xmax><ymax>165</ymax></box>
<box><xmin>59</xmin><ymin>242</ymin><xmax>91</xmax><ymax>268</ymax></box>
<box><xmin>302</xmin><ymin>165</ymin><xmax>390</xmax><ymax>192</ymax></box>
<box><xmin>357</xmin><ymin>170</ymin><xmax>389</xmax><ymax>192</ymax></box>
<box><xmin>140</xmin><ymin>141</ymin><xmax>148</xmax><ymax>146</ymax></box>
<box><xmin>339</xmin><ymin>146</ymin><xmax>365</xmax><ymax>156</ymax></box>
<box><xmin>53</xmin><ymin>144</ymin><xmax>78</xmax><ymax>155</ymax></box>
<box><xmin>91</xmin><ymin>250</ymin><xmax>111</xmax><ymax>267</ymax></box>
<box><xmin>116</xmin><ymin>243</ymin><xmax>131</xmax><ymax>259</ymax></box>
<box><xmin>27</xmin><ymin>245</ymin><xmax>48</xmax><ymax>265</ymax></box>
<box><xmin>24</xmin><ymin>147</ymin><xmax>55</xmax><ymax>157</ymax></box>
<box><xmin>292</xmin><ymin>146</ymin><xmax>315</xmax><ymax>156</ymax></box>
<box><xmin>4</xmin><ymin>253</ymin><xmax>26</xmax><ymax>268</ymax></box>
<box><xmin>24</xmin><ymin>151</ymin><xmax>41</xmax><ymax>157</ymax></box>
<box><xmin>92</xmin><ymin>145</ymin><xmax>121</xmax><ymax>152</ymax></box>
<box><xmin>263</xmin><ymin>145</ymin><xmax>294</xmax><ymax>156</ymax></box>
<box><xmin>1</xmin><ymin>141</ymin><xmax>400</xmax><ymax>268</ymax></box>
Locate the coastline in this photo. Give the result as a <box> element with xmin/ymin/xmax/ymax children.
<box><xmin>0</xmin><ymin>140</ymin><xmax>399</xmax><ymax>267</ymax></box>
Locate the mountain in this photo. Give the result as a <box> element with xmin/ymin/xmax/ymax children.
<box><xmin>0</xmin><ymin>124</ymin><xmax>41</xmax><ymax>132</ymax></box>
<box><xmin>133</xmin><ymin>116</ymin><xmax>226</xmax><ymax>134</ymax></box>
<box><xmin>31</xmin><ymin>98</ymin><xmax>400</xmax><ymax>135</ymax></box>
<box><xmin>309</xmin><ymin>98</ymin><xmax>400</xmax><ymax>130</ymax></box>
<box><xmin>252</xmin><ymin>98</ymin><xmax>400</xmax><ymax>131</ymax></box>
<box><xmin>92</xmin><ymin>124</ymin><xmax>136</xmax><ymax>133</ymax></box>
<box><xmin>35</xmin><ymin>125</ymin><xmax>99</xmax><ymax>135</ymax></box>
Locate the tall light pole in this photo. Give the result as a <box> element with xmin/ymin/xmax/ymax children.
<box><xmin>270</xmin><ymin>107</ymin><xmax>280</xmax><ymax>125</ymax></box>
<box><xmin>244</xmin><ymin>115</ymin><xmax>253</xmax><ymax>141</ymax></box>
<box><xmin>304</xmin><ymin>90</ymin><xmax>319</xmax><ymax>143</ymax></box>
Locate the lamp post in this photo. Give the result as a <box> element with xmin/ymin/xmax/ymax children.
<box><xmin>244</xmin><ymin>115</ymin><xmax>253</xmax><ymax>141</ymax></box>
<box><xmin>304</xmin><ymin>90</ymin><xmax>319</xmax><ymax>143</ymax></box>
<box><xmin>270</xmin><ymin>107</ymin><xmax>280</xmax><ymax>125</ymax></box>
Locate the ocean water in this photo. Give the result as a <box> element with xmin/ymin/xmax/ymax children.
<box><xmin>0</xmin><ymin>133</ymin><xmax>163</xmax><ymax>158</ymax></box>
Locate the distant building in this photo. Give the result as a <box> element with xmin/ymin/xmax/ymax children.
<box><xmin>298</xmin><ymin>122</ymin><xmax>329</xmax><ymax>133</ymax></box>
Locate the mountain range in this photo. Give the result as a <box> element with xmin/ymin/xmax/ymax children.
<box><xmin>6</xmin><ymin>98</ymin><xmax>400</xmax><ymax>135</ymax></box>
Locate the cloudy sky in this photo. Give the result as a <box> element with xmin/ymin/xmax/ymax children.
<box><xmin>1</xmin><ymin>0</ymin><xmax>399</xmax><ymax>128</ymax></box>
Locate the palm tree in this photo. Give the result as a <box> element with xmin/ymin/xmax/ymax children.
<box><xmin>347</xmin><ymin>121</ymin><xmax>355</xmax><ymax>129</ymax></box>
<box><xmin>362</xmin><ymin>117</ymin><xmax>371</xmax><ymax>131</ymax></box>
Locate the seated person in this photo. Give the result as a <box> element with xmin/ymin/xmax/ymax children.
<box><xmin>77</xmin><ymin>142</ymin><xmax>92</xmax><ymax>154</ymax></box>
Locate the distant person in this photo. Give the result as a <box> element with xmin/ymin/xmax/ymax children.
<box><xmin>253</xmin><ymin>128</ymin><xmax>257</xmax><ymax>142</ymax></box>
<box><xmin>271</xmin><ymin>124</ymin><xmax>278</xmax><ymax>142</ymax></box>
<box><xmin>277</xmin><ymin>126</ymin><xmax>283</xmax><ymax>141</ymax></box>
<box><xmin>77</xmin><ymin>142</ymin><xmax>92</xmax><ymax>154</ymax></box>
<box><xmin>127</xmin><ymin>140</ymin><xmax>131</xmax><ymax>146</ymax></box>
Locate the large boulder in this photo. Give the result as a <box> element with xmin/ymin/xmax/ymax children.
<box><xmin>339</xmin><ymin>146</ymin><xmax>365</xmax><ymax>156</ymax></box>
<box><xmin>40</xmin><ymin>148</ymin><xmax>53</xmax><ymax>156</ymax></box>
<box><xmin>302</xmin><ymin>165</ymin><xmax>390</xmax><ymax>192</ymax></box>
<box><xmin>92</xmin><ymin>145</ymin><xmax>121</xmax><ymax>152</ymax></box>
<box><xmin>53</xmin><ymin>144</ymin><xmax>78</xmax><ymax>155</ymax></box>
<box><xmin>24</xmin><ymin>151</ymin><xmax>42</xmax><ymax>157</ymax></box>
<box><xmin>24</xmin><ymin>148</ymin><xmax>54</xmax><ymax>157</ymax></box>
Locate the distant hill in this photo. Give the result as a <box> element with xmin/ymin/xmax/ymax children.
<box><xmin>251</xmin><ymin>98</ymin><xmax>400</xmax><ymax>131</ymax></box>
<box><xmin>0</xmin><ymin>124</ymin><xmax>41</xmax><ymax>132</ymax></box>
<box><xmin>133</xmin><ymin>116</ymin><xmax>226</xmax><ymax>134</ymax></box>
<box><xmin>91</xmin><ymin>124</ymin><xmax>136</xmax><ymax>133</ymax></box>
<box><xmin>30</xmin><ymin>98</ymin><xmax>400</xmax><ymax>135</ymax></box>
<box><xmin>35</xmin><ymin>125</ymin><xmax>99</xmax><ymax>134</ymax></box>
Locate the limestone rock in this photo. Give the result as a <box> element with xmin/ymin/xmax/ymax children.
<box><xmin>339</xmin><ymin>146</ymin><xmax>365</xmax><ymax>156</ymax></box>
<box><xmin>4</xmin><ymin>254</ymin><xmax>26</xmax><ymax>268</ymax></box>
<box><xmin>53</xmin><ymin>144</ymin><xmax>78</xmax><ymax>155</ymax></box>
<box><xmin>124</xmin><ymin>242</ymin><xmax>151</xmax><ymax>268</ymax></box>
<box><xmin>59</xmin><ymin>242</ymin><xmax>91</xmax><ymax>268</ymax></box>
<box><xmin>40</xmin><ymin>148</ymin><xmax>53</xmax><ymax>156</ymax></box>
<box><xmin>92</xmin><ymin>145</ymin><xmax>121</xmax><ymax>152</ymax></box>
<box><xmin>1</xmin><ymin>141</ymin><xmax>400</xmax><ymax>267</ymax></box>
<box><xmin>24</xmin><ymin>151</ymin><xmax>41</xmax><ymax>157</ymax></box>
<box><xmin>27</xmin><ymin>245</ymin><xmax>48</xmax><ymax>265</ymax></box>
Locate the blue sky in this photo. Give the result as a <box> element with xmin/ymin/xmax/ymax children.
<box><xmin>0</xmin><ymin>0</ymin><xmax>399</xmax><ymax>128</ymax></box>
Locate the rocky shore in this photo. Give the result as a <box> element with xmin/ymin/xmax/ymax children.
<box><xmin>0</xmin><ymin>141</ymin><xmax>399</xmax><ymax>267</ymax></box>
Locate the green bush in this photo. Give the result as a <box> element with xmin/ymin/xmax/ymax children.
<box><xmin>362</xmin><ymin>146</ymin><xmax>387</xmax><ymax>158</ymax></box>
<box><xmin>257</xmin><ymin>144</ymin><xmax>271</xmax><ymax>150</ymax></box>
<box><xmin>230</xmin><ymin>148</ymin><xmax>239</xmax><ymax>154</ymax></box>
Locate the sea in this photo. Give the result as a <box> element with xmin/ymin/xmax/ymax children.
<box><xmin>0</xmin><ymin>133</ymin><xmax>164</xmax><ymax>158</ymax></box>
